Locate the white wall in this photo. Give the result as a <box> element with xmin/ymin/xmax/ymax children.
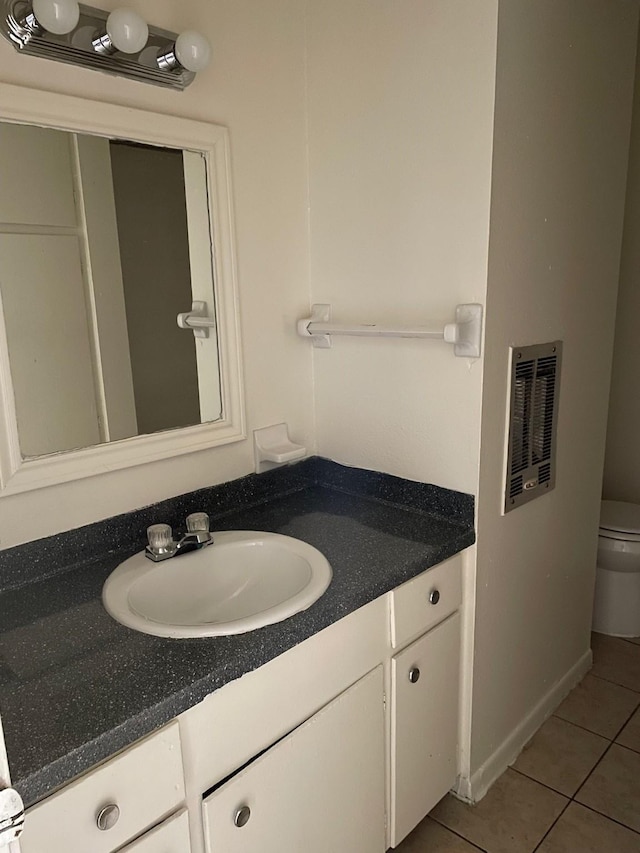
<box><xmin>0</xmin><ymin>0</ymin><xmax>315</xmax><ymax>548</ymax></box>
<box><xmin>471</xmin><ymin>0</ymin><xmax>637</xmax><ymax>787</ymax></box>
<box><xmin>306</xmin><ymin>0</ymin><xmax>498</xmax><ymax>495</ymax></box>
<box><xmin>604</xmin><ymin>40</ymin><xmax>640</xmax><ymax>504</ymax></box>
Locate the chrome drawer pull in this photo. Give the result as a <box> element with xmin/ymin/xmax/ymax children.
<box><xmin>96</xmin><ymin>803</ymin><xmax>120</xmax><ymax>831</ymax></box>
<box><xmin>429</xmin><ymin>589</ymin><xmax>440</xmax><ymax>605</ymax></box>
<box><xmin>408</xmin><ymin>667</ymin><xmax>421</xmax><ymax>684</ymax></box>
<box><xmin>234</xmin><ymin>805</ymin><xmax>251</xmax><ymax>827</ymax></box>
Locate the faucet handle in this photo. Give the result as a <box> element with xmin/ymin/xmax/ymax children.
<box><xmin>185</xmin><ymin>512</ymin><xmax>212</xmax><ymax>545</ymax></box>
<box><xmin>186</xmin><ymin>512</ymin><xmax>210</xmax><ymax>534</ymax></box>
<box><xmin>146</xmin><ymin>523</ymin><xmax>177</xmax><ymax>560</ymax></box>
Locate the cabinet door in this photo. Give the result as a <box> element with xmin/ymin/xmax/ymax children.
<box><xmin>390</xmin><ymin>612</ymin><xmax>461</xmax><ymax>847</ymax></box>
<box><xmin>203</xmin><ymin>667</ymin><xmax>385</xmax><ymax>853</ymax></box>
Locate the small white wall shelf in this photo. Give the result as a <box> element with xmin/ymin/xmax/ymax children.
<box><xmin>297</xmin><ymin>303</ymin><xmax>483</xmax><ymax>358</ymax></box>
<box><xmin>254</xmin><ymin>423</ymin><xmax>306</xmax><ymax>474</ymax></box>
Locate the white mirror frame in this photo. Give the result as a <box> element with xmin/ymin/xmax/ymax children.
<box><xmin>0</xmin><ymin>83</ymin><xmax>245</xmax><ymax>496</ymax></box>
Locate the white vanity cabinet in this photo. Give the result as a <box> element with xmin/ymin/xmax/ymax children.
<box><xmin>19</xmin><ymin>722</ymin><xmax>186</xmax><ymax>853</ymax></box>
<box><xmin>202</xmin><ymin>667</ymin><xmax>385</xmax><ymax>853</ymax></box>
<box><xmin>17</xmin><ymin>550</ymin><xmax>467</xmax><ymax>853</ymax></box>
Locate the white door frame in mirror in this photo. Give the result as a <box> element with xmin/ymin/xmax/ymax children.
<box><xmin>0</xmin><ymin>83</ymin><xmax>245</xmax><ymax>495</ymax></box>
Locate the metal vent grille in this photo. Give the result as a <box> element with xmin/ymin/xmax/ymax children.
<box><xmin>504</xmin><ymin>342</ymin><xmax>562</xmax><ymax>513</ymax></box>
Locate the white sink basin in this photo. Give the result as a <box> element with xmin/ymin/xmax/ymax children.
<box><xmin>102</xmin><ymin>531</ymin><xmax>332</xmax><ymax>639</ymax></box>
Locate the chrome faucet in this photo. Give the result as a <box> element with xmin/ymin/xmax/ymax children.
<box><xmin>145</xmin><ymin>513</ymin><xmax>213</xmax><ymax>562</ymax></box>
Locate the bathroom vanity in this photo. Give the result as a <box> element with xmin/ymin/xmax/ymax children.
<box><xmin>19</xmin><ymin>552</ymin><xmax>464</xmax><ymax>853</ymax></box>
<box><xmin>0</xmin><ymin>458</ymin><xmax>474</xmax><ymax>853</ymax></box>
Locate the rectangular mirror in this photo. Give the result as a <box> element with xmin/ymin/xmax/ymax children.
<box><xmin>0</xmin><ymin>84</ymin><xmax>244</xmax><ymax>494</ymax></box>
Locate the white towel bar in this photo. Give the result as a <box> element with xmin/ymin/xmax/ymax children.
<box><xmin>297</xmin><ymin>303</ymin><xmax>483</xmax><ymax>358</ymax></box>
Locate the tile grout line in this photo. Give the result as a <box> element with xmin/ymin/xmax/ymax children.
<box><xmin>562</xmin><ymin>693</ymin><xmax>640</xmax><ymax>836</ymax></box>
<box><xmin>550</xmin><ymin>711</ymin><xmax>622</xmax><ymax>743</ymax></box>
<box><xmin>577</xmin><ymin>801</ymin><xmax>640</xmax><ymax>838</ymax></box>
<box><xmin>435</xmin><ymin>818</ymin><xmax>490</xmax><ymax>852</ymax></box>
<box><xmin>549</xmin><ymin>716</ymin><xmax>640</xmax><ymax>756</ymax></box>
<box><xmin>508</xmin><ymin>763</ymin><xmax>575</xmax><ymax>799</ymax></box>
<box><xmin>531</xmin><ymin>797</ymin><xmax>572</xmax><ymax>853</ymax></box>
<box><xmin>428</xmin><ymin>811</ymin><xmax>490</xmax><ymax>851</ymax></box>
<box><xmin>589</xmin><ymin>670</ymin><xmax>640</xmax><ymax>692</ymax></box>
<box><xmin>613</xmin><ymin>740</ymin><xmax>640</xmax><ymax>756</ymax></box>
<box><xmin>588</xmin><ymin>670</ymin><xmax>640</xmax><ymax>697</ymax></box>
<box><xmin>610</xmin><ymin>704</ymin><xmax>640</xmax><ymax>743</ymax></box>
<box><xmin>567</xmin><ymin>736</ymin><xmax>617</xmax><ymax>801</ymax></box>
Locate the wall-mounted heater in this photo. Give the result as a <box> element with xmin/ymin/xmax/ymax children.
<box><xmin>504</xmin><ymin>341</ymin><xmax>562</xmax><ymax>513</ymax></box>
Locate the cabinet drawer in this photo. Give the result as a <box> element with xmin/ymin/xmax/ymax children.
<box><xmin>390</xmin><ymin>613</ymin><xmax>461</xmax><ymax>846</ymax></box>
<box><xmin>120</xmin><ymin>809</ymin><xmax>190</xmax><ymax>853</ymax></box>
<box><xmin>21</xmin><ymin>722</ymin><xmax>185</xmax><ymax>853</ymax></box>
<box><xmin>202</xmin><ymin>668</ymin><xmax>385</xmax><ymax>853</ymax></box>
<box><xmin>390</xmin><ymin>553</ymin><xmax>462</xmax><ymax>649</ymax></box>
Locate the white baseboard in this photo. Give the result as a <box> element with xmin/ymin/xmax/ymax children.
<box><xmin>453</xmin><ymin>648</ymin><xmax>592</xmax><ymax>804</ymax></box>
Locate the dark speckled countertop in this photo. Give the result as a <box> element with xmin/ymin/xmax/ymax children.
<box><xmin>0</xmin><ymin>458</ymin><xmax>474</xmax><ymax>808</ymax></box>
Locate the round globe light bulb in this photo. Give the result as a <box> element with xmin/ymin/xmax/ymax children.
<box><xmin>175</xmin><ymin>30</ymin><xmax>211</xmax><ymax>72</ymax></box>
<box><xmin>32</xmin><ymin>0</ymin><xmax>80</xmax><ymax>34</ymax></box>
<box><xmin>106</xmin><ymin>8</ymin><xmax>148</xmax><ymax>54</ymax></box>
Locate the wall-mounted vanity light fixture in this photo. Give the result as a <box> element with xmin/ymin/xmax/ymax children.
<box><xmin>1</xmin><ymin>0</ymin><xmax>211</xmax><ymax>89</ymax></box>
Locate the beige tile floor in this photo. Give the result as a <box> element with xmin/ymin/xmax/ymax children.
<box><xmin>395</xmin><ymin>633</ymin><xmax>640</xmax><ymax>852</ymax></box>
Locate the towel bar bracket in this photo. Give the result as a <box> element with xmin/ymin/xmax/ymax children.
<box><xmin>450</xmin><ymin>303</ymin><xmax>483</xmax><ymax>358</ymax></box>
<box><xmin>297</xmin><ymin>304</ymin><xmax>332</xmax><ymax>348</ymax></box>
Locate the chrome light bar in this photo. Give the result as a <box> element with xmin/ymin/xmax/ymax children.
<box><xmin>1</xmin><ymin>1</ymin><xmax>201</xmax><ymax>90</ymax></box>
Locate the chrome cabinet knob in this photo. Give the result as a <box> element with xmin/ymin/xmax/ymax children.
<box><xmin>429</xmin><ymin>589</ymin><xmax>440</xmax><ymax>605</ymax></box>
<box><xmin>408</xmin><ymin>667</ymin><xmax>421</xmax><ymax>684</ymax></box>
<box><xmin>96</xmin><ymin>803</ymin><xmax>120</xmax><ymax>831</ymax></box>
<box><xmin>234</xmin><ymin>805</ymin><xmax>251</xmax><ymax>828</ymax></box>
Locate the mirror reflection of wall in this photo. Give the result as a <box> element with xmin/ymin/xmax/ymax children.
<box><xmin>110</xmin><ymin>141</ymin><xmax>200</xmax><ymax>436</ymax></box>
<box><xmin>0</xmin><ymin>122</ymin><xmax>221</xmax><ymax>460</ymax></box>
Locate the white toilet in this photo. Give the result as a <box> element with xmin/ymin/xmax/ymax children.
<box><xmin>593</xmin><ymin>500</ymin><xmax>640</xmax><ymax>637</ymax></box>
